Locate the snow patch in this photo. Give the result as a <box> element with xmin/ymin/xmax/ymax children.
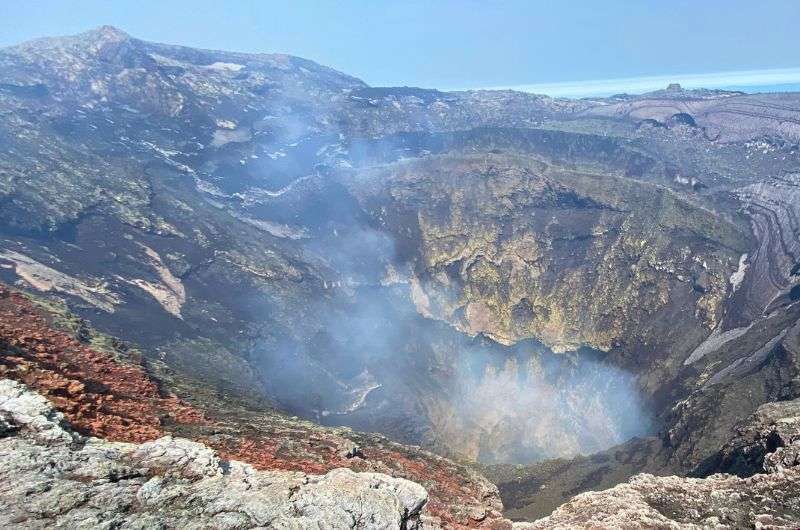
<box><xmin>205</xmin><ymin>62</ymin><xmax>245</xmax><ymax>72</ymax></box>
<box><xmin>193</xmin><ymin>177</ymin><xmax>230</xmax><ymax>198</ymax></box>
<box><xmin>119</xmin><ymin>244</ymin><xmax>185</xmax><ymax>319</ymax></box>
<box><xmin>684</xmin><ymin>324</ymin><xmax>753</xmax><ymax>365</ymax></box>
<box><xmin>215</xmin><ymin>119</ymin><xmax>237</xmax><ymax>130</ymax></box>
<box><xmin>235</xmin><ymin>176</ymin><xmax>313</xmax><ymax>201</ymax></box>
<box><xmin>148</xmin><ymin>54</ymin><xmax>245</xmax><ymax>73</ymax></box>
<box><xmin>729</xmin><ymin>253</ymin><xmax>749</xmax><ymax>292</ymax></box>
<box><xmin>0</xmin><ymin>249</ymin><xmax>119</xmax><ymax>312</ymax></box>
<box><xmin>706</xmin><ymin>329</ymin><xmax>788</xmax><ymax>385</ymax></box>
<box><xmin>233</xmin><ymin>215</ymin><xmax>310</xmax><ymax>240</ymax></box>
<box><xmin>211</xmin><ymin>128</ymin><xmax>251</xmax><ymax>148</ymax></box>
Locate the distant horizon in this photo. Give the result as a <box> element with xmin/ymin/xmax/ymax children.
<box><xmin>464</xmin><ymin>67</ymin><xmax>800</xmax><ymax>98</ymax></box>
<box><xmin>5</xmin><ymin>24</ymin><xmax>800</xmax><ymax>102</ymax></box>
<box><xmin>2</xmin><ymin>1</ymin><xmax>799</xmax><ymax>93</ymax></box>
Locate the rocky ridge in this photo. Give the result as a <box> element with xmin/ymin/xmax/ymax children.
<box><xmin>0</xmin><ymin>378</ymin><xmax>429</xmax><ymax>529</ymax></box>
<box><xmin>4</xmin><ymin>348</ymin><xmax>800</xmax><ymax>529</ymax></box>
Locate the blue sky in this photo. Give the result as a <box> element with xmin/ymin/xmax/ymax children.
<box><xmin>2</xmin><ymin>0</ymin><xmax>799</xmax><ymax>96</ymax></box>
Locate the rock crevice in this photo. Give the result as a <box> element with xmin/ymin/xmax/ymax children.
<box><xmin>0</xmin><ymin>378</ymin><xmax>430</xmax><ymax>529</ymax></box>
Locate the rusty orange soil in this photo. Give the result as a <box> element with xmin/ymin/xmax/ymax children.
<box><xmin>0</xmin><ymin>285</ymin><xmax>206</xmax><ymax>442</ymax></box>
<box><xmin>0</xmin><ymin>284</ymin><xmax>510</xmax><ymax>529</ymax></box>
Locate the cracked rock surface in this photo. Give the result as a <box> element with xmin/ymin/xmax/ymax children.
<box><xmin>516</xmin><ymin>469</ymin><xmax>800</xmax><ymax>530</ymax></box>
<box><xmin>0</xmin><ymin>379</ymin><xmax>429</xmax><ymax>529</ymax></box>
<box><xmin>513</xmin><ymin>399</ymin><xmax>800</xmax><ymax>529</ymax></box>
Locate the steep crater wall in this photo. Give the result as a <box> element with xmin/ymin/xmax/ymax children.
<box><xmin>347</xmin><ymin>153</ymin><xmax>749</xmax><ymax>382</ymax></box>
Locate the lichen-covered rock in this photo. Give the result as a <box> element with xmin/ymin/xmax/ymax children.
<box><xmin>0</xmin><ymin>378</ymin><xmax>75</xmax><ymax>444</ymax></box>
<box><xmin>350</xmin><ymin>153</ymin><xmax>747</xmax><ymax>361</ymax></box>
<box><xmin>516</xmin><ymin>469</ymin><xmax>800</xmax><ymax>529</ymax></box>
<box><xmin>0</xmin><ymin>379</ymin><xmax>430</xmax><ymax>529</ymax></box>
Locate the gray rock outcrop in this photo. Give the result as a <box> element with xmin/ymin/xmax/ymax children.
<box><xmin>513</xmin><ymin>399</ymin><xmax>800</xmax><ymax>529</ymax></box>
<box><xmin>516</xmin><ymin>469</ymin><xmax>800</xmax><ymax>529</ymax></box>
<box><xmin>0</xmin><ymin>379</ymin><xmax>430</xmax><ymax>529</ymax></box>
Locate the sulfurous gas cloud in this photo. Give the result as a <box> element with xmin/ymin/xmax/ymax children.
<box><xmin>250</xmin><ymin>200</ymin><xmax>651</xmax><ymax>463</ymax></box>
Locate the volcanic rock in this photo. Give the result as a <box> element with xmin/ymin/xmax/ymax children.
<box><xmin>0</xmin><ymin>379</ymin><xmax>429</xmax><ymax>529</ymax></box>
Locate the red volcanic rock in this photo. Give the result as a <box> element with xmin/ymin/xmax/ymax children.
<box><xmin>0</xmin><ymin>284</ymin><xmax>206</xmax><ymax>442</ymax></box>
<box><xmin>216</xmin><ymin>436</ymin><xmax>346</xmax><ymax>475</ymax></box>
<box><xmin>0</xmin><ymin>283</ymin><xmax>512</xmax><ymax>529</ymax></box>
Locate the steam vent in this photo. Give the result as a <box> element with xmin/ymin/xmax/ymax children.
<box><xmin>2</xmin><ymin>23</ymin><xmax>800</xmax><ymax>529</ymax></box>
